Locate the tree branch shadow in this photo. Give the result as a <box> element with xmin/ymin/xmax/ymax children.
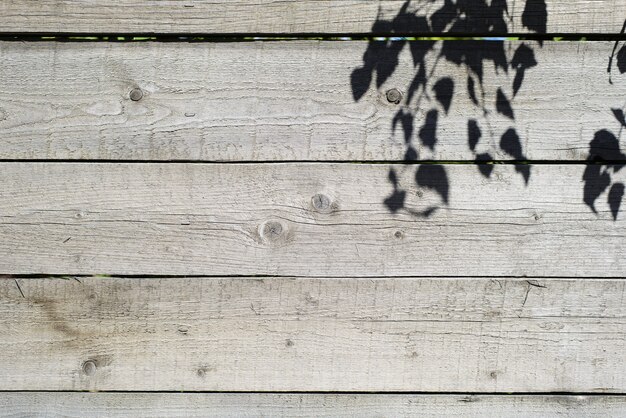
<box><xmin>352</xmin><ymin>2</ymin><xmax>626</xmax><ymax>220</ymax></box>
<box><xmin>351</xmin><ymin>0</ymin><xmax>547</xmax><ymax>217</ymax></box>
<box><xmin>585</xmin><ymin>21</ymin><xmax>626</xmax><ymax>220</ymax></box>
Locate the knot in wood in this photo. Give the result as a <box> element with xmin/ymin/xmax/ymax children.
<box><xmin>82</xmin><ymin>360</ymin><xmax>97</xmax><ymax>376</ymax></box>
<box><xmin>262</xmin><ymin>221</ymin><xmax>283</xmax><ymax>241</ymax></box>
<box><xmin>311</xmin><ymin>193</ymin><xmax>332</xmax><ymax>213</ymax></box>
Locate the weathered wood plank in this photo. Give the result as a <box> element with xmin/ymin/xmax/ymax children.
<box><xmin>0</xmin><ymin>41</ymin><xmax>623</xmax><ymax>161</ymax></box>
<box><xmin>0</xmin><ymin>163</ymin><xmax>624</xmax><ymax>276</ymax></box>
<box><xmin>0</xmin><ymin>1</ymin><xmax>624</xmax><ymax>34</ymax></box>
<box><xmin>2</xmin><ymin>393</ymin><xmax>626</xmax><ymax>417</ymax></box>
<box><xmin>0</xmin><ymin>277</ymin><xmax>625</xmax><ymax>391</ymax></box>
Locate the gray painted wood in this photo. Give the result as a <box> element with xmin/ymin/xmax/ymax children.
<box><xmin>2</xmin><ymin>393</ymin><xmax>626</xmax><ymax>417</ymax></box>
<box><xmin>1</xmin><ymin>1</ymin><xmax>624</xmax><ymax>34</ymax></box>
<box><xmin>1</xmin><ymin>277</ymin><xmax>625</xmax><ymax>391</ymax></box>
<box><xmin>0</xmin><ymin>41</ymin><xmax>623</xmax><ymax>161</ymax></box>
<box><xmin>1</xmin><ymin>163</ymin><xmax>624</xmax><ymax>277</ymax></box>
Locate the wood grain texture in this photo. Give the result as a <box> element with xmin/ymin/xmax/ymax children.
<box><xmin>2</xmin><ymin>393</ymin><xmax>626</xmax><ymax>417</ymax></box>
<box><xmin>0</xmin><ymin>163</ymin><xmax>625</xmax><ymax>276</ymax></box>
<box><xmin>1</xmin><ymin>277</ymin><xmax>626</xmax><ymax>391</ymax></box>
<box><xmin>0</xmin><ymin>0</ymin><xmax>624</xmax><ymax>34</ymax></box>
<box><xmin>0</xmin><ymin>41</ymin><xmax>623</xmax><ymax>161</ymax></box>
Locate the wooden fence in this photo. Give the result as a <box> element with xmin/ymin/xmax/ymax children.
<box><xmin>1</xmin><ymin>0</ymin><xmax>625</xmax><ymax>416</ymax></box>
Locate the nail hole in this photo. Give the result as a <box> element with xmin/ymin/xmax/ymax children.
<box><xmin>129</xmin><ymin>88</ymin><xmax>144</xmax><ymax>101</ymax></box>
<box><xmin>386</xmin><ymin>88</ymin><xmax>402</xmax><ymax>104</ymax></box>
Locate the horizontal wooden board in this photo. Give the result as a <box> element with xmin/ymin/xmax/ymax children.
<box><xmin>1</xmin><ymin>1</ymin><xmax>624</xmax><ymax>34</ymax></box>
<box><xmin>1</xmin><ymin>277</ymin><xmax>625</xmax><ymax>391</ymax></box>
<box><xmin>0</xmin><ymin>41</ymin><xmax>624</xmax><ymax>161</ymax></box>
<box><xmin>2</xmin><ymin>393</ymin><xmax>626</xmax><ymax>417</ymax></box>
<box><xmin>0</xmin><ymin>163</ymin><xmax>625</xmax><ymax>276</ymax></box>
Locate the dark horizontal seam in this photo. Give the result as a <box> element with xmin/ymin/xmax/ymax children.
<box><xmin>0</xmin><ymin>32</ymin><xmax>624</xmax><ymax>41</ymax></box>
<box><xmin>1</xmin><ymin>275</ymin><xmax>624</xmax><ymax>279</ymax></box>
<box><xmin>0</xmin><ymin>160</ymin><xmax>620</xmax><ymax>164</ymax></box>
<box><xmin>0</xmin><ymin>389</ymin><xmax>624</xmax><ymax>395</ymax></box>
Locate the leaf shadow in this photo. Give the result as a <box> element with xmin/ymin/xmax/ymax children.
<box><xmin>350</xmin><ymin>0</ymin><xmax>548</xmax><ymax>217</ymax></box>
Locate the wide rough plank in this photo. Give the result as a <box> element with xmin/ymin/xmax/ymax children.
<box><xmin>0</xmin><ymin>41</ymin><xmax>624</xmax><ymax>161</ymax></box>
<box><xmin>2</xmin><ymin>393</ymin><xmax>626</xmax><ymax>417</ymax></box>
<box><xmin>1</xmin><ymin>277</ymin><xmax>626</xmax><ymax>391</ymax></box>
<box><xmin>0</xmin><ymin>163</ymin><xmax>624</xmax><ymax>276</ymax></box>
<box><xmin>0</xmin><ymin>0</ymin><xmax>624</xmax><ymax>34</ymax></box>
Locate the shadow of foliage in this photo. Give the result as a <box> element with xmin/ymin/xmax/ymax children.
<box><xmin>351</xmin><ymin>0</ymin><xmax>547</xmax><ymax>216</ymax></box>
<box><xmin>583</xmin><ymin>112</ymin><xmax>626</xmax><ymax>220</ymax></box>
<box><xmin>588</xmin><ymin>24</ymin><xmax>626</xmax><ymax>220</ymax></box>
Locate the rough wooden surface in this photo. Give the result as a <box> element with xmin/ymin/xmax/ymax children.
<box><xmin>0</xmin><ymin>0</ymin><xmax>624</xmax><ymax>34</ymax></box>
<box><xmin>1</xmin><ymin>163</ymin><xmax>624</xmax><ymax>276</ymax></box>
<box><xmin>2</xmin><ymin>393</ymin><xmax>626</xmax><ymax>417</ymax></box>
<box><xmin>1</xmin><ymin>276</ymin><xmax>625</xmax><ymax>392</ymax></box>
<box><xmin>1</xmin><ymin>4</ymin><xmax>624</xmax><ymax>401</ymax></box>
<box><xmin>0</xmin><ymin>41</ymin><xmax>623</xmax><ymax>161</ymax></box>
